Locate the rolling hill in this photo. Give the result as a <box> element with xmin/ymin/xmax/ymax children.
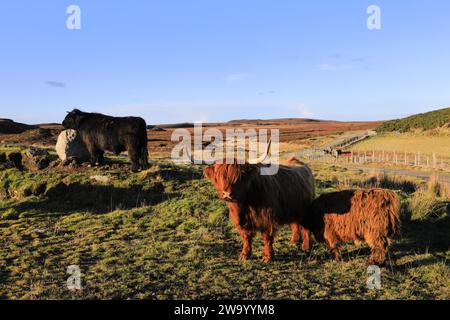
<box><xmin>376</xmin><ymin>107</ymin><xmax>450</xmax><ymax>133</ymax></box>
<box><xmin>0</xmin><ymin>119</ymin><xmax>37</xmax><ymax>134</ymax></box>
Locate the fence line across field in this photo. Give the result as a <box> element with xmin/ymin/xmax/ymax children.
<box><xmin>299</xmin><ymin>149</ymin><xmax>450</xmax><ymax>171</ymax></box>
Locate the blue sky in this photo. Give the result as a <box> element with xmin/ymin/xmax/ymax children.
<box><xmin>0</xmin><ymin>0</ymin><xmax>449</xmax><ymax>124</ymax></box>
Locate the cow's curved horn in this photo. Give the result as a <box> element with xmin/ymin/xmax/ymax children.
<box><xmin>248</xmin><ymin>139</ymin><xmax>271</xmax><ymax>164</ymax></box>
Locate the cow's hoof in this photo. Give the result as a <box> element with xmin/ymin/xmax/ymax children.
<box><xmin>332</xmin><ymin>251</ymin><xmax>342</xmax><ymax>261</ymax></box>
<box><xmin>367</xmin><ymin>259</ymin><xmax>386</xmax><ymax>267</ymax></box>
<box><xmin>239</xmin><ymin>252</ymin><xmax>251</xmax><ymax>261</ymax></box>
<box><xmin>301</xmin><ymin>243</ymin><xmax>310</xmax><ymax>252</ymax></box>
<box><xmin>354</xmin><ymin>240</ymin><xmax>364</xmax><ymax>247</ymax></box>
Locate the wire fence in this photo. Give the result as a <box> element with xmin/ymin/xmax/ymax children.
<box><xmin>321</xmin><ymin>130</ymin><xmax>377</xmax><ymax>151</ymax></box>
<box><xmin>300</xmin><ymin>149</ymin><xmax>450</xmax><ymax>171</ymax></box>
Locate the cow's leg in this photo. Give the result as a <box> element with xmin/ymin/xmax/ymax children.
<box><xmin>261</xmin><ymin>231</ymin><xmax>275</xmax><ymax>263</ymax></box>
<box><xmin>126</xmin><ymin>144</ymin><xmax>140</xmax><ymax>172</ymax></box>
<box><xmin>239</xmin><ymin>229</ymin><xmax>254</xmax><ymax>261</ymax></box>
<box><xmin>97</xmin><ymin>150</ymin><xmax>105</xmax><ymax>165</ymax></box>
<box><xmin>86</xmin><ymin>145</ymin><xmax>100</xmax><ymax>166</ymax></box>
<box><xmin>92</xmin><ymin>150</ymin><xmax>104</xmax><ymax>166</ymax></box>
<box><xmin>325</xmin><ymin>233</ymin><xmax>341</xmax><ymax>261</ymax></box>
<box><xmin>90</xmin><ymin>153</ymin><xmax>97</xmax><ymax>166</ymax></box>
<box><xmin>330</xmin><ymin>246</ymin><xmax>342</xmax><ymax>261</ymax></box>
<box><xmin>290</xmin><ymin>223</ymin><xmax>300</xmax><ymax>245</ymax></box>
<box><xmin>368</xmin><ymin>236</ymin><xmax>389</xmax><ymax>266</ymax></box>
<box><xmin>301</xmin><ymin>227</ymin><xmax>311</xmax><ymax>252</ymax></box>
<box><xmin>139</xmin><ymin>144</ymin><xmax>149</xmax><ymax>170</ymax></box>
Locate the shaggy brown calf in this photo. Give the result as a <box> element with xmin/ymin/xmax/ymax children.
<box><xmin>302</xmin><ymin>189</ymin><xmax>401</xmax><ymax>265</ymax></box>
<box><xmin>204</xmin><ymin>157</ymin><xmax>315</xmax><ymax>263</ymax></box>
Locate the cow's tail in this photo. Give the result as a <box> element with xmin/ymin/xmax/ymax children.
<box><xmin>386</xmin><ymin>191</ymin><xmax>401</xmax><ymax>238</ymax></box>
<box><xmin>140</xmin><ymin>120</ymin><xmax>149</xmax><ymax>168</ymax></box>
<box><xmin>141</xmin><ymin>142</ymin><xmax>149</xmax><ymax>165</ymax></box>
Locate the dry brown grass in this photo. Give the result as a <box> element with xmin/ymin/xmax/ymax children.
<box><xmin>410</xmin><ymin>176</ymin><xmax>449</xmax><ymax>221</ymax></box>
<box><xmin>337</xmin><ymin>171</ymin><xmax>418</xmax><ymax>194</ymax></box>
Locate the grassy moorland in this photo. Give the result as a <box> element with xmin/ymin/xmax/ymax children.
<box><xmin>349</xmin><ymin>132</ymin><xmax>450</xmax><ymax>157</ymax></box>
<box><xmin>0</xmin><ymin>157</ymin><xmax>449</xmax><ymax>300</ymax></box>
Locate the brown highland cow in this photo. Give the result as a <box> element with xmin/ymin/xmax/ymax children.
<box><xmin>203</xmin><ymin>157</ymin><xmax>315</xmax><ymax>263</ymax></box>
<box><xmin>302</xmin><ymin>189</ymin><xmax>401</xmax><ymax>265</ymax></box>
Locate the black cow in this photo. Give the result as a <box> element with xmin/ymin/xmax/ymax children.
<box><xmin>62</xmin><ymin>109</ymin><xmax>149</xmax><ymax>172</ymax></box>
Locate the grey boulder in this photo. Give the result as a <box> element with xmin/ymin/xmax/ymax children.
<box><xmin>55</xmin><ymin>129</ymin><xmax>90</xmax><ymax>162</ymax></box>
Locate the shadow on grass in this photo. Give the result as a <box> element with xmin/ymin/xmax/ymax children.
<box><xmin>393</xmin><ymin>216</ymin><xmax>450</xmax><ymax>259</ymax></box>
<box><xmin>371</xmin><ymin>216</ymin><xmax>450</xmax><ymax>271</ymax></box>
<box><xmin>351</xmin><ymin>176</ymin><xmax>418</xmax><ymax>194</ymax></box>
<box><xmin>0</xmin><ymin>162</ymin><xmax>205</xmax><ymax>217</ymax></box>
<box><xmin>7</xmin><ymin>182</ymin><xmax>180</xmax><ymax>216</ymax></box>
<box><xmin>0</xmin><ymin>265</ymin><xmax>10</xmax><ymax>297</ymax></box>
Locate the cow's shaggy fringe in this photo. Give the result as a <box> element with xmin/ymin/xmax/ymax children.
<box><xmin>303</xmin><ymin>188</ymin><xmax>401</xmax><ymax>265</ymax></box>
<box><xmin>204</xmin><ymin>157</ymin><xmax>315</xmax><ymax>263</ymax></box>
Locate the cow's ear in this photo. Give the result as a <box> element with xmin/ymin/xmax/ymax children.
<box><xmin>73</xmin><ymin>113</ymin><xmax>86</xmax><ymax>129</ymax></box>
<box><xmin>203</xmin><ymin>166</ymin><xmax>215</xmax><ymax>180</ymax></box>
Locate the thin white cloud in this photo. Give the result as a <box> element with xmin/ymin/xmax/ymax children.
<box><xmin>297</xmin><ymin>104</ymin><xmax>315</xmax><ymax>118</ymax></box>
<box><xmin>319</xmin><ymin>64</ymin><xmax>335</xmax><ymax>71</ymax></box>
<box><xmin>224</xmin><ymin>73</ymin><xmax>252</xmax><ymax>83</ymax></box>
<box><xmin>319</xmin><ymin>57</ymin><xmax>365</xmax><ymax>72</ymax></box>
<box><xmin>319</xmin><ymin>64</ymin><xmax>343</xmax><ymax>71</ymax></box>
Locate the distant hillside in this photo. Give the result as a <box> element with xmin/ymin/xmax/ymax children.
<box><xmin>0</xmin><ymin>118</ymin><xmax>37</xmax><ymax>134</ymax></box>
<box><xmin>377</xmin><ymin>107</ymin><xmax>450</xmax><ymax>133</ymax></box>
<box><xmin>156</xmin><ymin>118</ymin><xmax>378</xmax><ymax>128</ymax></box>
